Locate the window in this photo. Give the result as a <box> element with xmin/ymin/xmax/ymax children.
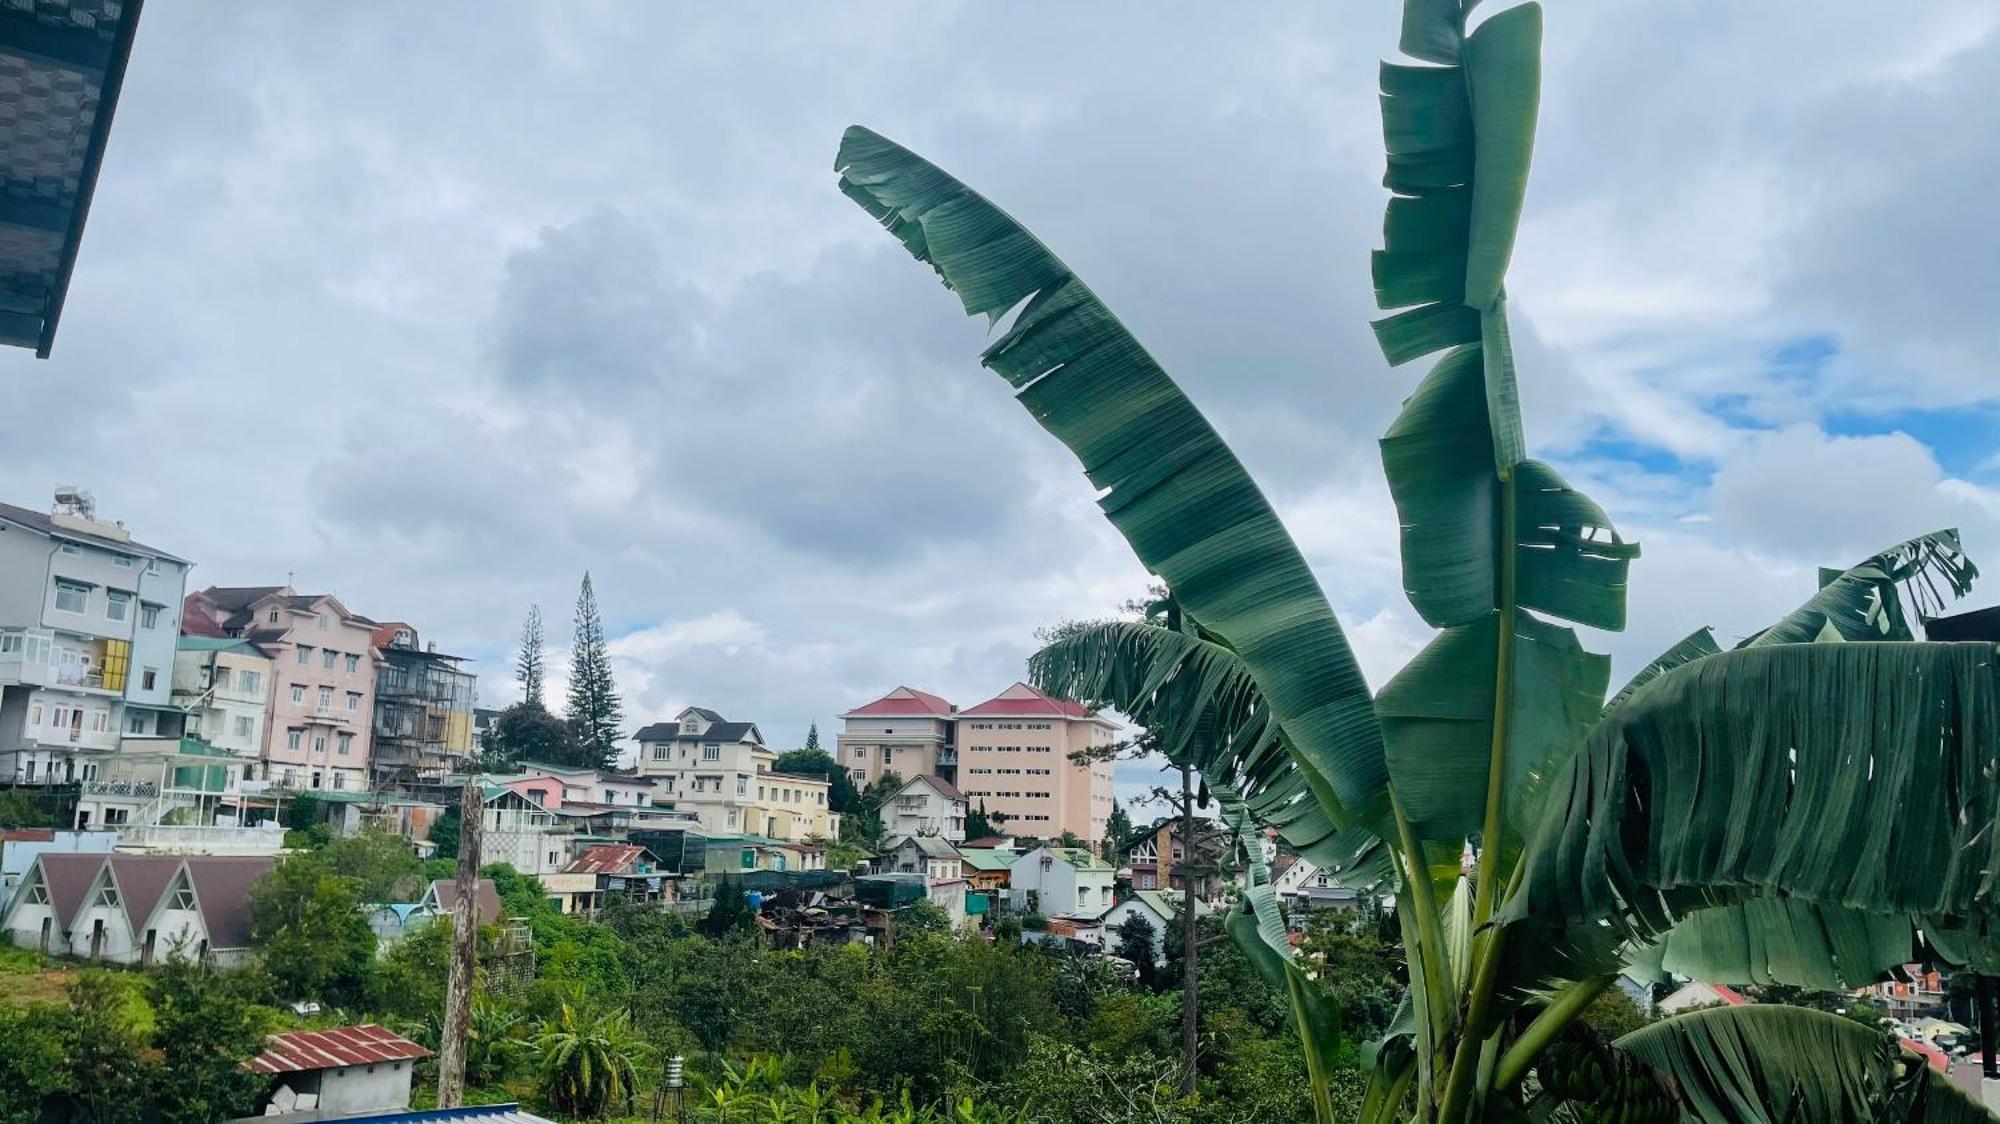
<box><xmin>267</xmin><ymin>608</ymin><xmax>279</xmax><ymax>624</ymax></box>
<box><xmin>113</xmin><ymin>554</ymin><xmax>133</xmax><ymax>568</ymax></box>
<box><xmin>651</xmin><ymin>745</ymin><xmax>668</xmax><ymax>761</ymax></box>
<box><xmin>337</xmin><ymin>733</ymin><xmax>353</xmax><ymax>756</ymax></box>
<box><xmin>234</xmin><ymin>716</ymin><xmax>253</xmax><ymax>739</ymax></box>
<box><xmin>140</xmin><ymin>604</ymin><xmax>162</xmax><ymax>629</ymax></box>
<box><xmin>287</xmin><ymin>729</ymin><xmax>303</xmax><ymax>750</ymax></box>
<box><xmin>89</xmin><ymin>709</ymin><xmax>108</xmax><ymax>732</ymax></box>
<box><xmin>728</xmin><ymin>809</ymin><xmax>741</xmax><ymax>829</ymax></box>
<box><xmin>141</xmin><ymin>668</ymin><xmax>157</xmax><ymax>691</ymax></box>
<box><xmin>318</xmin><ymin>613</ymin><xmax>330</xmax><ymax>632</ymax></box>
<box><xmin>58</xmin><ymin>543</ymin><xmax>79</xmax><ymax>556</ymax></box>
<box><xmin>853</xmin><ymin>746</ymin><xmax>867</xmax><ymax>758</ymax></box>
<box><xmin>313</xmin><ymin>734</ymin><xmax>328</xmax><ymax>754</ymax></box>
<box><xmin>321</xmin><ymin>649</ymin><xmax>336</xmax><ymax>669</ymax></box>
<box><xmin>169</xmin><ymin>877</ymin><xmax>196</xmax><ymax>911</ymax></box>
<box><xmin>737</xmin><ymin>775</ymin><xmax>748</xmax><ymax>795</ymax></box>
<box><xmin>703</xmin><ymin>743</ymin><xmax>721</xmax><ymax>761</ymax></box>
<box><xmin>239</xmin><ymin>670</ymin><xmax>260</xmax><ymax>694</ymax></box>
<box><xmin>290</xmin><ymin>684</ymin><xmax>305</xmax><ymax>704</ymax></box>
<box><xmin>54</xmin><ymin>581</ymin><xmax>87</xmax><ymax>614</ymax></box>
<box><xmin>213</xmin><ymin>667</ymin><xmax>231</xmax><ymax>690</ymax></box>
<box><xmin>317</xmin><ymin>686</ymin><xmax>333</xmax><ymax>709</ymax></box>
<box><xmin>296</xmin><ymin>646</ymin><xmax>311</xmax><ymax>665</ymax></box>
<box><xmin>27</xmin><ymin>704</ymin><xmax>40</xmax><ymax>726</ymax></box>
<box><xmin>346</xmin><ymin>691</ymin><xmax>360</xmax><ymax>712</ymax></box>
<box><xmin>345</xmin><ymin>653</ymin><xmax>359</xmax><ymax>674</ymax></box>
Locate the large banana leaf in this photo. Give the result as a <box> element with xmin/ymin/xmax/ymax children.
<box><xmin>836</xmin><ymin>126</ymin><xmax>1387</xmax><ymax>828</ymax></box>
<box><xmin>1612</xmin><ymin>1005</ymin><xmax>1993</xmax><ymax>1123</ymax></box>
<box><xmin>1030</xmin><ymin>619</ymin><xmax>1389</xmax><ymax>885</ymax></box>
<box><xmin>1509</xmin><ymin>642</ymin><xmax>2000</xmax><ymax>956</ymax></box>
<box><xmin>1608</xmin><ymin>626</ymin><xmax>1721</xmax><ymax>712</ymax></box>
<box><xmin>1743</xmin><ymin>529</ymin><xmax>1977</xmax><ymax>648</ymax></box>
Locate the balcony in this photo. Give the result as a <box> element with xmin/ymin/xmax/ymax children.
<box><xmin>116</xmin><ymin>823</ymin><xmax>286</xmax><ymax>855</ymax></box>
<box><xmin>0</xmin><ymin>630</ymin><xmax>126</xmax><ymax>695</ymax></box>
<box><xmin>41</xmin><ymin>725</ymin><xmax>118</xmax><ymax>753</ymax></box>
<box><xmin>304</xmin><ymin>706</ymin><xmax>352</xmax><ymax>726</ymax></box>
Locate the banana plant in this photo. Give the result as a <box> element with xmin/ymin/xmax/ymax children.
<box><xmin>833</xmin><ymin>0</ymin><xmax>1996</xmax><ymax>1118</ymax></box>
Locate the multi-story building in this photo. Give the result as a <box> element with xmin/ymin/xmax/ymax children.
<box><xmin>182</xmin><ymin>586</ymin><xmax>379</xmax><ymax>793</ymax></box>
<box><xmin>365</xmin><ymin>621</ymin><xmax>477</xmax><ymax>788</ymax></box>
<box><xmin>1008</xmin><ymin>844</ymin><xmax>1115</xmax><ymax>918</ymax></box>
<box><xmin>634</xmin><ymin>706</ymin><xmax>839</xmax><ymax>840</ymax></box>
<box><xmin>955</xmin><ymin>683</ymin><xmax>1117</xmax><ymax>843</ymax></box>
<box><xmin>878</xmin><ymin>774</ymin><xmax>966</xmax><ymax>841</ymax></box>
<box><xmin>837</xmin><ymin>686</ymin><xmax>956</xmax><ymax>788</ymax></box>
<box><xmin>0</xmin><ymin>490</ymin><xmax>191</xmax><ymax>787</ymax></box>
<box><xmin>172</xmin><ymin>638</ymin><xmax>274</xmax><ymax>766</ymax></box>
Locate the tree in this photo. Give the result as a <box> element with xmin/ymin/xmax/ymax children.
<box><xmin>701</xmin><ymin>878</ymin><xmax>755</xmax><ymax>939</ymax></box>
<box><xmin>0</xmin><ymin>1004</ymin><xmax>67</xmax><ymax>1124</ymax></box>
<box><xmin>1105</xmin><ymin>799</ymin><xmax>1133</xmax><ymax>853</ymax></box>
<box><xmin>804</xmin><ymin>721</ymin><xmax>821</xmax><ymax>754</ymax></box>
<box><xmin>1111</xmin><ymin>911</ymin><xmax>1161</xmax><ymax>988</ymax></box>
<box><xmin>428</xmin><ymin>806</ymin><xmax>461</xmax><ymax>860</ymax></box>
<box><xmin>247</xmin><ymin>854</ymin><xmax>377</xmax><ymax>1004</ymax></box>
<box><xmin>59</xmin><ymin>973</ymin><xmax>150</xmax><ymax>1124</ymax></box>
<box><xmin>897</xmin><ymin>899</ymin><xmax>951</xmax><ymax>936</ymax></box>
<box><xmin>565</xmin><ymin>573</ymin><xmax>625</xmax><ymax>769</ymax></box>
<box><xmin>965</xmin><ymin>800</ymin><xmax>1005</xmax><ymax>841</ymax></box>
<box><xmin>516</xmin><ymin>603</ymin><xmax>547</xmax><ymax>709</ymax></box>
<box><xmin>774</xmin><ymin>747</ymin><xmax>861</xmax><ymax>814</ymax></box>
<box><xmin>481</xmin><ymin>702</ymin><xmax>577</xmax><ymax>768</ymax></box>
<box><xmin>146</xmin><ymin>957</ymin><xmax>269</xmax><ymax>1124</ymax></box>
<box><xmin>323</xmin><ymin>829</ymin><xmax>424</xmax><ymax>901</ymax></box>
<box><xmin>837</xmin><ymin>27</ymin><xmax>1993</xmax><ymax>1121</ymax></box>
<box><xmin>534</xmin><ymin>999</ymin><xmax>648</xmax><ymax>1120</ymax></box>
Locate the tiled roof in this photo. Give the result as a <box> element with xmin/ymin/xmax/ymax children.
<box><xmin>887</xmin><ymin>835</ymin><xmax>960</xmax><ymax>859</ymax></box>
<box><xmin>183</xmin><ymin>856</ymin><xmax>276</xmax><ymax>949</ymax></box>
<box><xmin>428</xmin><ymin>878</ymin><xmax>503</xmax><ymax>925</ymax></box>
<box><xmin>1130</xmin><ymin>889</ymin><xmax>1216</xmax><ymax>919</ymax></box>
<box><xmin>0</xmin><ymin>502</ymin><xmax>182</xmax><ymax>561</ymax></box>
<box><xmin>958</xmin><ymin>682</ymin><xmax>1095</xmax><ymax>719</ymax></box>
<box><xmin>249</xmin><ymin>1024</ymin><xmax>431</xmax><ymax>1074</ymax></box>
<box><xmin>892</xmin><ymin>773</ymin><xmax>964</xmax><ymax>802</ymax></box>
<box><xmin>843</xmin><ymin>686</ymin><xmax>955</xmax><ymax>718</ymax></box>
<box><xmin>36</xmin><ymin>851</ymin><xmax>100</xmax><ymax>928</ymax></box>
<box><xmin>633</xmin><ymin>722</ymin><xmax>679</xmax><ymax>742</ymax></box>
<box><xmin>193</xmin><ymin>585</ymin><xmax>285</xmax><ymax>612</ymax></box>
<box><xmin>683</xmin><ymin>706</ymin><xmax>724</xmax><ymax>722</ymax></box>
<box><xmin>0</xmin><ymin>828</ymin><xmax>54</xmax><ymax>842</ymax></box>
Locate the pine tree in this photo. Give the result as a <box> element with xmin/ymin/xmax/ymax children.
<box><xmin>565</xmin><ymin>573</ymin><xmax>625</xmax><ymax>769</ymax></box>
<box><xmin>803</xmin><ymin>722</ymin><xmax>821</xmax><ymax>754</ymax></box>
<box><xmin>516</xmin><ymin>604</ymin><xmax>546</xmax><ymax>710</ymax></box>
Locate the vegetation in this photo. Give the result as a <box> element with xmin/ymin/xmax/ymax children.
<box><xmin>481</xmin><ymin>703</ymin><xmax>577</xmax><ymax>770</ymax></box>
<box><xmin>518</xmin><ymin>603</ymin><xmax>548</xmax><ymax>708</ymax></box>
<box><xmin>832</xmin><ymin>0</ymin><xmax>1994</xmax><ymax>1117</ymax></box>
<box><xmin>247</xmin><ymin>849</ymin><xmax>379</xmax><ymax>1006</ymax></box>
<box><xmin>565</xmin><ymin>572</ymin><xmax>625</xmax><ymax>769</ymax></box>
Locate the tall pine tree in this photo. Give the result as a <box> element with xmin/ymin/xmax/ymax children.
<box><xmin>565</xmin><ymin>573</ymin><xmax>624</xmax><ymax>769</ymax></box>
<box><xmin>515</xmin><ymin>604</ymin><xmax>546</xmax><ymax>709</ymax></box>
<box><xmin>803</xmin><ymin>722</ymin><xmax>821</xmax><ymax>754</ymax></box>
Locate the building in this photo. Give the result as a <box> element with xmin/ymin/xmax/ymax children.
<box><xmin>366</xmin><ymin>621</ymin><xmax>477</xmax><ymax>787</ymax></box>
<box><xmin>1126</xmin><ymin>818</ymin><xmax>1227</xmax><ymax>900</ymax></box>
<box><xmin>0</xmin><ymin>827</ymin><xmax>114</xmax><ymax>899</ymax></box>
<box><xmin>878</xmin><ymin>773</ymin><xmax>966</xmax><ymax>841</ymax></box>
<box><xmin>1655</xmin><ymin>981</ymin><xmax>1749</xmax><ymax>1016</ymax></box>
<box><xmin>0</xmin><ymin>3</ymin><xmax>145</xmax><ymax>357</ymax></box>
<box><xmin>248</xmin><ymin>1025</ymin><xmax>431</xmax><ymax>1118</ymax></box>
<box><xmin>172</xmin><ymin>637</ymin><xmax>274</xmax><ymax>774</ymax></box>
<box><xmin>183</xmin><ymin>586</ymin><xmax>381</xmax><ymax>794</ymax></box>
<box><xmin>416</xmin><ymin>877</ymin><xmax>504</xmax><ymax>926</ymax></box>
<box><xmin>1272</xmin><ymin>856</ymin><xmax>1369</xmax><ymax>916</ymax></box>
<box><xmin>546</xmin><ymin>844</ymin><xmax>669</xmax><ymax>916</ymax></box>
<box><xmin>955</xmin><ymin>683</ymin><xmax>1117</xmax><ymax>842</ymax></box>
<box><xmin>0</xmin><ymin>491</ymin><xmax>192</xmax><ymax>788</ymax></box>
<box><xmin>837</xmin><ymin>686</ymin><xmax>957</xmax><ymax>787</ymax></box>
<box><xmin>881</xmin><ymin>834</ymin><xmax>963</xmax><ymax>884</ymax></box>
<box><xmin>1</xmin><ymin>852</ymin><xmax>272</xmax><ymax>964</ymax></box>
<box><xmin>955</xmin><ymin>847</ymin><xmax>1013</xmax><ymax>893</ymax></box>
<box><xmin>1008</xmin><ymin>845</ymin><xmax>1114</xmax><ymax>918</ymax></box>
<box><xmin>1102</xmin><ymin>890</ymin><xmax>1216</xmax><ymax>967</ymax></box>
<box><xmin>466</xmin><ymin>785</ymin><xmax>575</xmax><ymax>877</ymax></box>
<box><xmin>634</xmin><ymin>707</ymin><xmax>838</xmax><ymax>839</ymax></box>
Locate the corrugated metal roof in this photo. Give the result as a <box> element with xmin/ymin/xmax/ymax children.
<box><xmin>249</xmin><ymin>1024</ymin><xmax>431</xmax><ymax>1074</ymax></box>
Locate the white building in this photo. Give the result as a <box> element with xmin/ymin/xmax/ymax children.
<box><xmin>0</xmin><ymin>490</ymin><xmax>191</xmax><ymax>788</ymax></box>
<box><xmin>475</xmin><ymin>786</ymin><xmax>575</xmax><ymax>877</ymax></box>
<box><xmin>879</xmin><ymin>773</ymin><xmax>966</xmax><ymax>842</ymax></box>
<box><xmin>634</xmin><ymin>707</ymin><xmax>838</xmax><ymax>839</ymax></box>
<box><xmin>249</xmin><ymin>1025</ymin><xmax>431</xmax><ymax>1117</ymax></box>
<box><xmin>172</xmin><ymin>637</ymin><xmax>273</xmax><ymax>767</ymax></box>
<box><xmin>2</xmin><ymin>851</ymin><xmax>272</xmax><ymax>964</ymax></box>
<box><xmin>881</xmin><ymin>834</ymin><xmax>964</xmax><ymax>884</ymax></box>
<box><xmin>1008</xmin><ymin>845</ymin><xmax>1115</xmax><ymax>918</ymax></box>
<box><xmin>1101</xmin><ymin>889</ymin><xmax>1215</xmax><ymax>967</ymax></box>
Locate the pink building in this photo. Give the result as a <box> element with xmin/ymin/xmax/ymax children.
<box><xmin>955</xmin><ymin>683</ymin><xmax>1116</xmax><ymax>843</ymax></box>
<box><xmin>183</xmin><ymin>587</ymin><xmax>378</xmax><ymax>793</ymax></box>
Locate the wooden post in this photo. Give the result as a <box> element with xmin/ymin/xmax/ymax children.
<box><xmin>436</xmin><ymin>776</ymin><xmax>483</xmax><ymax>1107</ymax></box>
<box><xmin>1180</xmin><ymin>761</ymin><xmax>1198</xmax><ymax>1096</ymax></box>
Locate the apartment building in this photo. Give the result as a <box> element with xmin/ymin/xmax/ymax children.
<box><xmin>366</xmin><ymin>621</ymin><xmax>477</xmax><ymax>787</ymax></box>
<box><xmin>955</xmin><ymin>683</ymin><xmax>1117</xmax><ymax>843</ymax></box>
<box><xmin>183</xmin><ymin>586</ymin><xmax>379</xmax><ymax>793</ymax></box>
<box><xmin>0</xmin><ymin>491</ymin><xmax>191</xmax><ymax>787</ymax></box>
<box><xmin>634</xmin><ymin>706</ymin><xmax>839</xmax><ymax>840</ymax></box>
<box><xmin>878</xmin><ymin>773</ymin><xmax>966</xmax><ymax>842</ymax></box>
<box><xmin>172</xmin><ymin>638</ymin><xmax>274</xmax><ymax>767</ymax></box>
<box><xmin>837</xmin><ymin>686</ymin><xmax>956</xmax><ymax>787</ymax></box>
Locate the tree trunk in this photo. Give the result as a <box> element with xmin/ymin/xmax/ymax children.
<box><xmin>436</xmin><ymin>776</ymin><xmax>483</xmax><ymax>1108</ymax></box>
<box><xmin>1180</xmin><ymin>761</ymin><xmax>1198</xmax><ymax>1097</ymax></box>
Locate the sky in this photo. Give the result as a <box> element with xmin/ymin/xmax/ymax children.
<box><xmin>5</xmin><ymin>2</ymin><xmax>1999</xmax><ymax>810</ymax></box>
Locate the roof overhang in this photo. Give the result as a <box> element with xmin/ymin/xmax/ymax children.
<box><xmin>0</xmin><ymin>0</ymin><xmax>143</xmax><ymax>356</ymax></box>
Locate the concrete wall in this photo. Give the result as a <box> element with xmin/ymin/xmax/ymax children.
<box><xmin>126</xmin><ymin>559</ymin><xmax>188</xmax><ymax>708</ymax></box>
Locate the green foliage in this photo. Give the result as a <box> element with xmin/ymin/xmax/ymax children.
<box><xmin>367</xmin><ymin>917</ymin><xmax>451</xmax><ymax>1028</ymax></box>
<box><xmin>966</xmin><ymin>800</ymin><xmax>1005</xmax><ymax>841</ymax></box>
<box><xmin>1109</xmin><ymin>912</ymin><xmax>1160</xmax><ymax>988</ymax></box>
<box><xmin>701</xmin><ymin>879</ymin><xmax>757</xmax><ymax>939</ymax></box>
<box><xmin>482</xmin><ymin>702</ymin><xmax>577</xmax><ymax>771</ymax></box>
<box><xmin>517</xmin><ymin>603</ymin><xmax>547</xmax><ymax>709</ymax></box>
<box><xmin>534</xmin><ymin>998</ymin><xmax>648</xmax><ymax>1119</ymax></box>
<box><xmin>280</xmin><ymin>792</ymin><xmax>322</xmax><ymax>832</ymax></box>
<box><xmin>61</xmin><ymin>972</ymin><xmax>152</xmax><ymax>1124</ymax></box>
<box><xmin>0</xmin><ymin>786</ymin><xmax>57</xmax><ymax>828</ymax></box>
<box><xmin>247</xmin><ymin>853</ymin><xmax>377</xmax><ymax>1005</ymax></box>
<box><xmin>776</xmin><ymin>747</ymin><xmax>863</xmax><ymax>814</ymax></box>
<box><xmin>145</xmin><ymin>957</ymin><xmax>271</xmax><ymax>1124</ymax></box>
<box><xmin>323</xmin><ymin>829</ymin><xmax>425</xmax><ymax>901</ymax></box>
<box><xmin>565</xmin><ymin>572</ymin><xmax>625</xmax><ymax>769</ymax></box>
<box><xmin>0</xmin><ymin>1003</ymin><xmax>67</xmax><ymax>1124</ymax></box>
<box><xmin>1295</xmin><ymin>913</ymin><xmax>1405</xmax><ymax>1042</ymax></box>
<box><xmin>898</xmin><ymin>899</ymin><xmax>951</xmax><ymax>936</ymax></box>
<box><xmin>1105</xmin><ymin>800</ymin><xmax>1133</xmax><ymax>852</ymax></box>
<box><xmin>427</xmin><ymin>807</ymin><xmax>460</xmax><ymax>859</ymax></box>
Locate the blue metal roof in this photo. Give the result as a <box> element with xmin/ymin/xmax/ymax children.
<box><xmin>292</xmin><ymin>1105</ymin><xmax>556</xmax><ymax>1124</ymax></box>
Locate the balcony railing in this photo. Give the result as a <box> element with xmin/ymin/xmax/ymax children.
<box><xmin>116</xmin><ymin>823</ymin><xmax>286</xmax><ymax>854</ymax></box>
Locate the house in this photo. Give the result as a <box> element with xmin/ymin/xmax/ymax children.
<box><xmin>633</xmin><ymin>707</ymin><xmax>839</xmax><ymax>839</ymax></box>
<box><xmin>459</xmin><ymin>783</ymin><xmax>575</xmax><ymax>876</ymax></box>
<box><xmin>1655</xmin><ymin>981</ymin><xmax>1750</xmax><ymax>1016</ymax></box>
<box><xmin>302</xmin><ymin>790</ymin><xmax>447</xmax><ymax>846</ymax></box>
<box><xmin>838</xmin><ymin>686</ymin><xmax>958</xmax><ymax>787</ymax></box>
<box><xmin>0</xmin><ymin>491</ymin><xmax>192</xmax><ymax>790</ymax></box>
<box><xmin>881</xmin><ymin>835</ymin><xmax>963</xmax><ymax>884</ymax></box>
<box><xmin>248</xmin><ymin>1024</ymin><xmax>431</xmax><ymax>1117</ymax></box>
<box><xmin>879</xmin><ymin>774</ymin><xmax>967</xmax><ymax>842</ymax></box>
<box><xmin>172</xmin><ymin>637</ymin><xmax>274</xmax><ymax>781</ymax></box>
<box><xmin>416</xmin><ymin>878</ymin><xmax>504</xmax><ymax>926</ymax></box>
<box><xmin>365</xmin><ymin>902</ymin><xmax>432</xmax><ymax>947</ymax></box>
<box><xmin>366</xmin><ymin>621</ymin><xmax>477</xmax><ymax>787</ymax></box>
<box><xmin>1272</xmin><ymin>857</ymin><xmax>1370</xmax><ymax>917</ymax></box>
<box><xmin>1</xmin><ymin>852</ymin><xmax>272</xmax><ymax>964</ymax></box>
<box><xmin>0</xmin><ymin>827</ymin><xmax>115</xmax><ymax>899</ymax></box>
<box><xmin>1870</xmin><ymin>965</ymin><xmax>1951</xmax><ymax>1018</ymax></box>
<box><xmin>182</xmin><ymin>585</ymin><xmax>381</xmax><ymax>794</ymax></box>
<box><xmin>1101</xmin><ymin>889</ymin><xmax>1216</xmax><ymax>967</ymax></box>
<box><xmin>1125</xmin><ymin>817</ymin><xmax>1227</xmax><ymax>899</ymax></box>
<box><xmin>955</xmin><ymin>683</ymin><xmax>1118</xmax><ymax>842</ymax></box>
<box><xmin>1008</xmin><ymin>845</ymin><xmax>1115</xmax><ymax>918</ymax></box>
<box><xmin>955</xmin><ymin>847</ymin><xmax>1013</xmax><ymax>893</ymax></box>
<box><xmin>548</xmin><ymin>844</ymin><xmax>668</xmax><ymax>916</ymax></box>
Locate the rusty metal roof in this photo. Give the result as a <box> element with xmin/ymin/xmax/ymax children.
<box><xmin>249</xmin><ymin>1024</ymin><xmax>431</xmax><ymax>1074</ymax></box>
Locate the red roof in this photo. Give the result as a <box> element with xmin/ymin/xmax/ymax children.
<box><xmin>843</xmin><ymin>686</ymin><xmax>955</xmax><ymax>718</ymax></box>
<box><xmin>0</xmin><ymin>828</ymin><xmax>54</xmax><ymax>842</ymax></box>
<box><xmin>958</xmin><ymin>682</ymin><xmax>1094</xmax><ymax>719</ymax></box>
<box><xmin>249</xmin><ymin>1025</ymin><xmax>431</xmax><ymax>1074</ymax></box>
<box><xmin>1903</xmin><ymin>1037</ymin><xmax>1951</xmax><ymax>1073</ymax></box>
<box><xmin>1711</xmin><ymin>984</ymin><xmax>1749</xmax><ymax>1007</ymax></box>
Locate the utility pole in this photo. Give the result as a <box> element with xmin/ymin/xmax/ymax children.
<box><xmin>1179</xmin><ymin>760</ymin><xmax>1199</xmax><ymax>1096</ymax></box>
<box><xmin>436</xmin><ymin>776</ymin><xmax>483</xmax><ymax>1107</ymax></box>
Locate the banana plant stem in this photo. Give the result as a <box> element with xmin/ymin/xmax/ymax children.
<box><xmin>1492</xmin><ymin>974</ymin><xmax>1617</xmax><ymax>1093</ymax></box>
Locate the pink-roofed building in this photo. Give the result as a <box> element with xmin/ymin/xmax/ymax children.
<box><xmin>956</xmin><ymin>682</ymin><xmax>1117</xmax><ymax>843</ymax></box>
<box><xmin>838</xmin><ymin>685</ymin><xmax>958</xmax><ymax>787</ymax></box>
